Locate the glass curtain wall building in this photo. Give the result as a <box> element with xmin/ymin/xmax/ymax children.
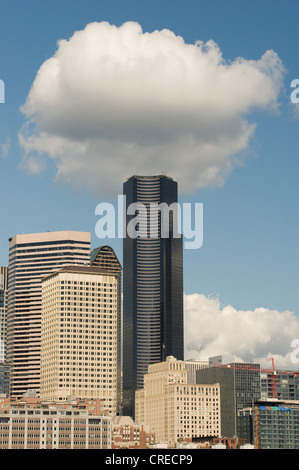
<box><xmin>123</xmin><ymin>175</ymin><xmax>184</xmax><ymax>417</ymax></box>
<box><xmin>196</xmin><ymin>363</ymin><xmax>261</xmax><ymax>438</ymax></box>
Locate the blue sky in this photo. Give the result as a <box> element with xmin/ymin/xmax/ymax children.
<box><xmin>0</xmin><ymin>0</ymin><xmax>298</xmax><ymax>327</ymax></box>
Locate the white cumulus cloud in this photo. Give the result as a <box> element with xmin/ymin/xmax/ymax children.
<box><xmin>19</xmin><ymin>21</ymin><xmax>285</xmax><ymax>196</ymax></box>
<box><xmin>184</xmin><ymin>293</ymin><xmax>299</xmax><ymax>369</ymax></box>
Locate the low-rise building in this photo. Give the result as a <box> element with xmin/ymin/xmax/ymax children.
<box><xmin>111</xmin><ymin>416</ymin><xmax>155</xmax><ymax>448</ymax></box>
<box><xmin>175</xmin><ymin>436</ymin><xmax>246</xmax><ymax>449</ymax></box>
<box><xmin>0</xmin><ymin>394</ymin><xmax>111</xmax><ymax>449</ymax></box>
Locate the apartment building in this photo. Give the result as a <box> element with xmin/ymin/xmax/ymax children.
<box><xmin>237</xmin><ymin>399</ymin><xmax>299</xmax><ymax>449</ymax></box>
<box><xmin>253</xmin><ymin>400</ymin><xmax>299</xmax><ymax>449</ymax></box>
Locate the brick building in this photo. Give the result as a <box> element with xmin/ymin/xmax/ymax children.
<box><xmin>111</xmin><ymin>416</ymin><xmax>155</xmax><ymax>449</ymax></box>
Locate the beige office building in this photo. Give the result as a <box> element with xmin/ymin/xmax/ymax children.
<box><xmin>135</xmin><ymin>356</ymin><xmax>221</xmax><ymax>445</ymax></box>
<box><xmin>7</xmin><ymin>231</ymin><xmax>91</xmax><ymax>397</ymax></box>
<box><xmin>40</xmin><ymin>265</ymin><xmax>118</xmax><ymax>416</ymax></box>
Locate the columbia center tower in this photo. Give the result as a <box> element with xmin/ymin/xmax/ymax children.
<box><xmin>123</xmin><ymin>175</ymin><xmax>184</xmax><ymax>417</ymax></box>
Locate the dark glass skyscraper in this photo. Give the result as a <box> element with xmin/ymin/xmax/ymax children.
<box><xmin>123</xmin><ymin>175</ymin><xmax>184</xmax><ymax>417</ymax></box>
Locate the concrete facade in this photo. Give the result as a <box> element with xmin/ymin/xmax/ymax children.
<box><xmin>7</xmin><ymin>231</ymin><xmax>90</xmax><ymax>397</ymax></box>
<box><xmin>135</xmin><ymin>356</ymin><xmax>221</xmax><ymax>445</ymax></box>
<box><xmin>40</xmin><ymin>266</ymin><xmax>119</xmax><ymax>416</ymax></box>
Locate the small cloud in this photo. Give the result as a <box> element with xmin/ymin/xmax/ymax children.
<box><xmin>19</xmin><ymin>154</ymin><xmax>44</xmax><ymax>175</ymax></box>
<box><xmin>1</xmin><ymin>137</ymin><xmax>11</xmax><ymax>159</ymax></box>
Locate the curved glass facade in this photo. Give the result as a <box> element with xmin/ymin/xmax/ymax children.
<box><xmin>90</xmin><ymin>245</ymin><xmax>122</xmax><ymax>415</ymax></box>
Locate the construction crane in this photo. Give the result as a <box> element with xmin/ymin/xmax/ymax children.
<box><xmin>268</xmin><ymin>357</ymin><xmax>277</xmax><ymax>399</ymax></box>
<box><xmin>211</xmin><ymin>358</ymin><xmax>298</xmax><ymax>399</ymax></box>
